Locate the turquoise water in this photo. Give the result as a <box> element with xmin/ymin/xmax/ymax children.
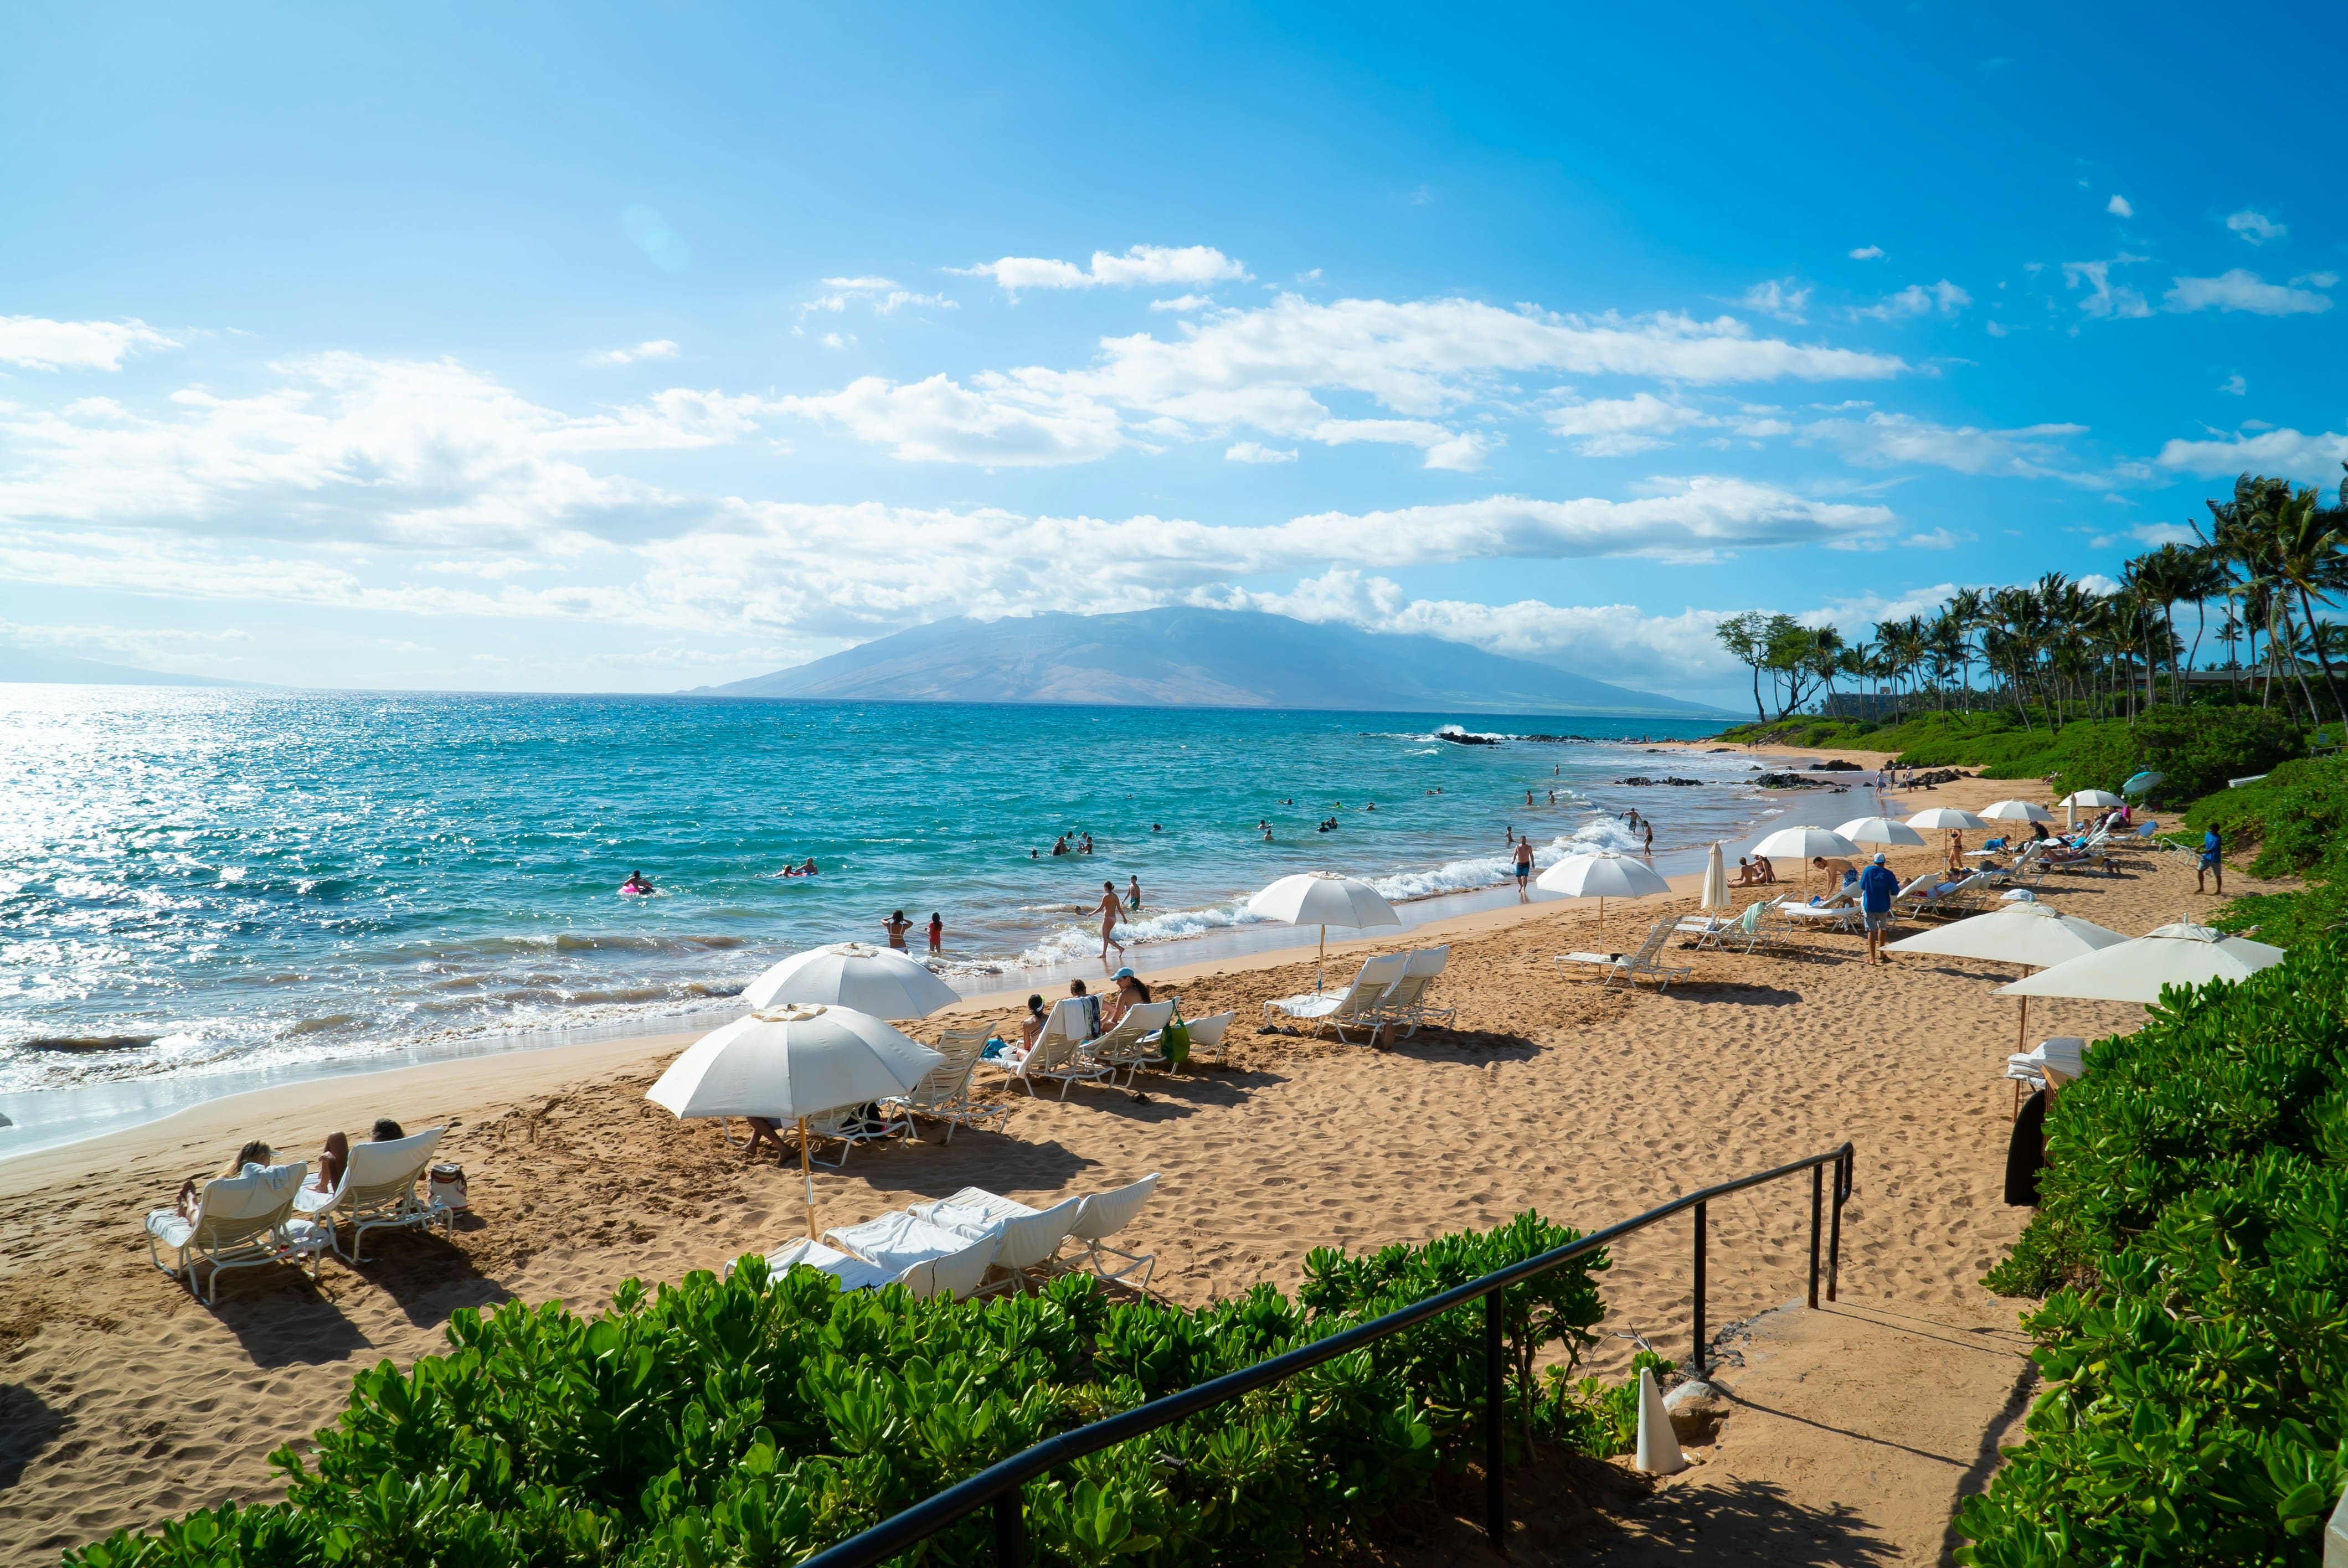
<box><xmin>1</xmin><ymin>688</ymin><xmax>1747</xmax><ymax>1097</ymax></box>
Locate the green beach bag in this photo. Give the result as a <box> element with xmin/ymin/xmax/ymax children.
<box><xmin>1160</xmin><ymin>1010</ymin><xmax>1192</xmax><ymax>1066</ymax></box>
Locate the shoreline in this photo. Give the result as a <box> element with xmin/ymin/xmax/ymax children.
<box><xmin>0</xmin><ymin>746</ymin><xmax>1889</xmax><ymax>1164</ymax></box>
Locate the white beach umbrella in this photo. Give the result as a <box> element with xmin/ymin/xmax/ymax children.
<box><xmin>646</xmin><ymin>1004</ymin><xmax>945</xmax><ymax>1238</ymax></box>
<box><xmin>1980</xmin><ymin>798</ymin><xmax>2054</xmax><ymax>824</ymax></box>
<box><xmin>1752</xmin><ymin>825</ymin><xmax>1862</xmax><ymax>890</ymax></box>
<box><xmin>1537</xmin><ymin>849</ymin><xmax>1671</xmax><ymax>930</ymax></box>
<box><xmin>1835</xmin><ymin>816</ymin><xmax>1928</xmax><ymax>849</ymax></box>
<box><xmin>1996</xmin><ymin>919</ymin><xmax>2285</xmax><ymax>1006</ymax></box>
<box><xmin>2057</xmin><ymin>788</ymin><xmax>2125</xmax><ymax>827</ymax></box>
<box><xmin>1701</xmin><ymin>842</ymin><xmax>1731</xmax><ymax>912</ymax></box>
<box><xmin>742</xmin><ymin>941</ymin><xmax>959</xmax><ymax>1019</ymax></box>
<box><xmin>1906</xmin><ymin>807</ymin><xmax>1989</xmax><ymax>832</ymax></box>
<box><xmin>1247</xmin><ymin>871</ymin><xmax>1402</xmax><ymax>991</ymax></box>
<box><xmin>1886</xmin><ymin>902</ymin><xmax>2130</xmax><ymax>1051</ymax></box>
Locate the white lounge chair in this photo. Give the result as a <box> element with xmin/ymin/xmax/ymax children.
<box><xmin>1555</xmin><ymin>921</ymin><xmax>1691</xmax><ymax>989</ymax></box>
<box><xmin>913</xmin><ymin>1178</ymin><xmax>1156</xmax><ymax>1290</ymax></box>
<box><xmin>982</xmin><ymin>998</ymin><xmax>1114</xmax><ymax>1098</ymax></box>
<box><xmin>1085</xmin><ymin>999</ymin><xmax>1176</xmax><ymax>1085</ymax></box>
<box><xmin>1263</xmin><ymin>952</ymin><xmax>1408</xmax><ymax>1044</ymax></box>
<box><xmin>825</xmin><ymin>1209</ymin><xmax>996</xmax><ymax>1278</ymax></box>
<box><xmin>1374</xmin><ymin>948</ymin><xmax>1456</xmax><ymax>1036</ymax></box>
<box><xmin>886</xmin><ymin>1029</ymin><xmax>1010</xmax><ymax>1142</ymax></box>
<box><xmin>1783</xmin><ymin>886</ymin><xmax>1866</xmax><ymax>932</ymax></box>
<box><xmin>763</xmin><ymin>1229</ymin><xmax>996</xmax><ymax>1300</ymax></box>
<box><xmin>148</xmin><ymin>1162</ymin><xmax>328</xmax><ymax>1303</ymax></box>
<box><xmin>1174</xmin><ymin>1009</ymin><xmax>1236</xmax><ymax>1064</ymax></box>
<box><xmin>292</xmin><ymin>1128</ymin><xmax>452</xmax><ymax>1262</ymax></box>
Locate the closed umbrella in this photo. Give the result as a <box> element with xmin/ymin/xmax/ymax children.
<box><xmin>1997</xmin><ymin>919</ymin><xmax>2284</xmax><ymax>1005</ymax></box>
<box><xmin>1701</xmin><ymin>842</ymin><xmax>1731</xmax><ymax>912</ymax></box>
<box><xmin>1886</xmin><ymin>902</ymin><xmax>2130</xmax><ymax>1051</ymax></box>
<box><xmin>1752</xmin><ymin>825</ymin><xmax>1861</xmax><ymax>891</ymax></box>
<box><xmin>1906</xmin><ymin>807</ymin><xmax>1988</xmax><ymax>832</ymax></box>
<box><xmin>1835</xmin><ymin>816</ymin><xmax>1928</xmax><ymax>849</ymax></box>
<box><xmin>743</xmin><ymin>941</ymin><xmax>960</xmax><ymax>1019</ymax></box>
<box><xmin>646</xmin><ymin>1004</ymin><xmax>944</xmax><ymax>1239</ymax></box>
<box><xmin>1247</xmin><ymin>871</ymin><xmax>1402</xmax><ymax>991</ymax></box>
<box><xmin>1537</xmin><ymin>849</ymin><xmax>1671</xmax><ymax>931</ymax></box>
<box><xmin>1980</xmin><ymin>799</ymin><xmax>2054</xmax><ymax>825</ymax></box>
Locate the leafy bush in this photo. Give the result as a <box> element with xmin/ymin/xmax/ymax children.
<box><xmin>1960</xmin><ymin>937</ymin><xmax>2348</xmax><ymax>1564</ymax></box>
<box><xmin>2184</xmin><ymin>755</ymin><xmax>2348</xmax><ymax>877</ymax></box>
<box><xmin>68</xmin><ymin>1215</ymin><xmax>1634</xmax><ymax>1568</ymax></box>
<box><xmin>2040</xmin><ymin>705</ymin><xmax>2304</xmax><ymax>804</ymax></box>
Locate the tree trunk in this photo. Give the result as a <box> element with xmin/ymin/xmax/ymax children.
<box><xmin>2295</xmin><ymin>584</ymin><xmax>2348</xmax><ymax>733</ymax></box>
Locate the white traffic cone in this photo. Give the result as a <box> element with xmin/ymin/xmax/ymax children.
<box><xmin>1634</xmin><ymin>1366</ymin><xmax>1687</xmax><ymax>1474</ymax></box>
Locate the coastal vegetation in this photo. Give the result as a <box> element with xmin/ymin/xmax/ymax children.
<box><xmin>64</xmin><ymin>1214</ymin><xmax>1663</xmax><ymax>1568</ymax></box>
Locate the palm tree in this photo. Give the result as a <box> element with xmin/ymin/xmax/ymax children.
<box><xmin>2267</xmin><ymin>482</ymin><xmax>2348</xmax><ymax>730</ymax></box>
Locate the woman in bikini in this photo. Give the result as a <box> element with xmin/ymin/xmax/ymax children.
<box><xmin>1091</xmin><ymin>881</ymin><xmax>1126</xmax><ymax>961</ymax></box>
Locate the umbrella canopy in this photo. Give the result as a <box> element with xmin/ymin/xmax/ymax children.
<box><xmin>2122</xmin><ymin>770</ymin><xmax>2163</xmax><ymax>798</ymax></box>
<box><xmin>1752</xmin><ymin>825</ymin><xmax>1862</xmax><ymax>861</ymax></box>
<box><xmin>648</xmin><ymin>1004</ymin><xmax>942</xmax><ymax>1120</ymax></box>
<box><xmin>1997</xmin><ymin>919</ymin><xmax>2285</xmax><ymax>1004</ymax></box>
<box><xmin>1980</xmin><ymin>799</ymin><xmax>2054</xmax><ymax>824</ymax></box>
<box><xmin>1701</xmin><ymin>842</ymin><xmax>1731</xmax><ymax>912</ymax></box>
<box><xmin>742</xmin><ymin>941</ymin><xmax>959</xmax><ymax>1019</ymax></box>
<box><xmin>2060</xmin><ymin>790</ymin><xmax>2125</xmax><ymax>809</ymax></box>
<box><xmin>1906</xmin><ymin>807</ymin><xmax>1988</xmax><ymax>831</ymax></box>
<box><xmin>1247</xmin><ymin>871</ymin><xmax>1402</xmax><ymax>989</ymax></box>
<box><xmin>1835</xmin><ymin>816</ymin><xmax>1928</xmax><ymax>848</ymax></box>
<box><xmin>1884</xmin><ymin>902</ymin><xmax>2128</xmax><ymax>966</ymax></box>
<box><xmin>1536</xmin><ymin>849</ymin><xmax>1671</xmax><ymax>899</ymax></box>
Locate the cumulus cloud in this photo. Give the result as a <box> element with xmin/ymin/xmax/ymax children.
<box><xmin>2161</xmin><ymin>269</ymin><xmax>2332</xmax><ymax>316</ymax></box>
<box><xmin>2062</xmin><ymin>256</ymin><xmax>2151</xmax><ymax>320</ymax></box>
<box><xmin>770</xmin><ymin>374</ymin><xmax>1123</xmax><ymax>466</ymax></box>
<box><xmin>960</xmin><ymin>245</ymin><xmax>1250</xmax><ymax>293</ymax></box>
<box><xmin>1150</xmin><ymin>295</ymin><xmax>1213</xmax><ymax>312</ymax></box>
<box><xmin>2131</xmin><ymin>522</ymin><xmax>2200</xmax><ymax>546</ymax></box>
<box><xmin>1798</xmin><ymin>411</ymin><xmax>2094</xmax><ymax>482</ymax></box>
<box><xmin>1544</xmin><ymin>393</ymin><xmax>1715</xmax><ymax>456</ymax></box>
<box><xmin>1850</xmin><ymin>280</ymin><xmax>1971</xmax><ymax>321</ymax></box>
<box><xmin>2106</xmin><ymin>194</ymin><xmax>2133</xmax><ymax>218</ymax></box>
<box><xmin>0</xmin><ymin>316</ymin><xmax>178</xmax><ymax>372</ymax></box>
<box><xmin>2226</xmin><ymin>210</ymin><xmax>2284</xmax><ymax>245</ymax></box>
<box><xmin>587</xmin><ymin>339</ymin><xmax>681</xmax><ymax>366</ymax></box>
<box><xmin>806</xmin><ymin>277</ymin><xmax>956</xmax><ymax>315</ymax></box>
<box><xmin>2154</xmin><ymin>425</ymin><xmax>2348</xmax><ymax>478</ymax></box>
<box><xmin>1739</xmin><ymin>279</ymin><xmax>1811</xmax><ymax>322</ymax></box>
<box><xmin>1225</xmin><ymin>441</ymin><xmax>1296</xmax><ymax>463</ymax></box>
<box><xmin>1848</xmin><ymin>246</ymin><xmax>1885</xmax><ymax>260</ymax></box>
<box><xmin>2218</xmin><ymin>373</ymin><xmax>2247</xmax><ymax>396</ymax></box>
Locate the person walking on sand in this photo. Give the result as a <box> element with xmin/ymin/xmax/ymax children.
<box><xmin>882</xmin><ymin>910</ymin><xmax>913</xmax><ymax>950</ymax></box>
<box><xmin>1512</xmin><ymin>836</ymin><xmax>1535</xmax><ymax>902</ymax></box>
<box><xmin>1857</xmin><ymin>853</ymin><xmax>1900</xmax><ymax>966</ymax></box>
<box><xmin>1091</xmin><ymin>880</ymin><xmax>1126</xmax><ymax>961</ymax></box>
<box><xmin>2198</xmin><ymin>824</ymin><xmax>2225</xmax><ymax>894</ymax></box>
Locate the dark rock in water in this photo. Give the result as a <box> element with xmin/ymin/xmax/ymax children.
<box><xmin>25</xmin><ymin>1034</ymin><xmax>157</xmax><ymax>1052</ymax></box>
<box><xmin>1708</xmin><ymin>746</ymin><xmax>1736</xmax><ymax>752</ymax></box>
<box><xmin>1809</xmin><ymin>759</ymin><xmax>1862</xmax><ymax>771</ymax></box>
<box><xmin>1434</xmin><ymin>731</ymin><xmax>1503</xmax><ymax>746</ymax></box>
<box><xmin>1518</xmin><ymin>734</ymin><xmax>1592</xmax><ymax>744</ymax></box>
<box><xmin>1615</xmin><ymin>776</ymin><xmax>1708</xmax><ymax>787</ymax></box>
<box><xmin>1752</xmin><ymin>772</ymin><xmax>1819</xmax><ymax>788</ymax></box>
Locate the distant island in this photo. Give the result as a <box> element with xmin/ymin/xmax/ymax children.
<box><xmin>0</xmin><ymin>645</ymin><xmax>258</xmax><ymax>688</ymax></box>
<box><xmin>688</xmin><ymin>607</ymin><xmax>1729</xmax><ymax>718</ymax></box>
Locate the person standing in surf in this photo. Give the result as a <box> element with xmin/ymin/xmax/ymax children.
<box><xmin>1091</xmin><ymin>880</ymin><xmax>1126</xmax><ymax>962</ymax></box>
<box><xmin>881</xmin><ymin>910</ymin><xmax>913</xmax><ymax>950</ymax></box>
<box><xmin>1512</xmin><ymin>836</ymin><xmax>1535</xmax><ymax>902</ymax></box>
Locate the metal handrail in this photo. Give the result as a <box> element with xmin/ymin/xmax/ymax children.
<box><xmin>801</xmin><ymin>1141</ymin><xmax>1855</xmax><ymax>1567</ymax></box>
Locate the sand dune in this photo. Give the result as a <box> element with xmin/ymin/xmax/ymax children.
<box><xmin>0</xmin><ymin>768</ymin><xmax>2259</xmax><ymax>1562</ymax></box>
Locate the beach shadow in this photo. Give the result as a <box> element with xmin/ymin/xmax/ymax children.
<box><xmin>1597</xmin><ymin>1476</ymin><xmax>1898</xmax><ymax>1565</ymax></box>
<box><xmin>828</xmin><ymin>1134</ymin><xmax>1100</xmax><ymax>1201</ymax></box>
<box><xmin>207</xmin><ymin>1270</ymin><xmax>376</xmax><ymax>1368</ymax></box>
<box><xmin>340</xmin><ymin>1230</ymin><xmax>513</xmax><ymax>1330</ymax></box>
<box><xmin>0</xmin><ymin>1384</ymin><xmax>66</xmax><ymax>1492</ymax></box>
<box><xmin>1393</xmin><ymin>1028</ymin><xmax>1539</xmax><ymax>1062</ymax></box>
<box><xmin>1696</xmin><ymin>985</ymin><xmax>1805</xmax><ymax>1008</ymax></box>
<box><xmin>1940</xmin><ymin>1355</ymin><xmax>2040</xmax><ymax>1566</ymax></box>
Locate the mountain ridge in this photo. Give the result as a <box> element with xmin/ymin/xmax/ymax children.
<box><xmin>689</xmin><ymin>608</ymin><xmax>1728</xmax><ymax>718</ymax></box>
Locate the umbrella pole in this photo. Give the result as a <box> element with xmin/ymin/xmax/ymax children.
<box><xmin>1317</xmin><ymin>924</ymin><xmax>1327</xmax><ymax>992</ymax></box>
<box><xmin>2017</xmin><ymin>994</ymin><xmax>2029</xmax><ymax>1057</ymax></box>
<box><xmin>800</xmin><ymin>1116</ymin><xmax>816</xmax><ymax>1240</ymax></box>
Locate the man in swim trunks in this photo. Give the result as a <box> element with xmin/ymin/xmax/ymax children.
<box><xmin>2197</xmin><ymin>825</ymin><xmax>2224</xmax><ymax>894</ymax></box>
<box><xmin>1512</xmin><ymin>836</ymin><xmax>1535</xmax><ymax>902</ymax></box>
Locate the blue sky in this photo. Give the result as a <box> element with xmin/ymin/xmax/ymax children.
<box><xmin>3</xmin><ymin>3</ymin><xmax>2342</xmax><ymax>705</ymax></box>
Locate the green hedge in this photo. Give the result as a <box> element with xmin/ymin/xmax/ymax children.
<box><xmin>1959</xmin><ymin>938</ymin><xmax>2348</xmax><ymax>1564</ymax></box>
<box><xmin>67</xmin><ymin>1214</ymin><xmax>1651</xmax><ymax>1568</ymax></box>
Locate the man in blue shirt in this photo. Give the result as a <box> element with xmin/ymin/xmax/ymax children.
<box><xmin>2197</xmin><ymin>825</ymin><xmax>2223</xmax><ymax>895</ymax></box>
<box><xmin>1856</xmin><ymin>852</ymin><xmax>1902</xmax><ymax>965</ymax></box>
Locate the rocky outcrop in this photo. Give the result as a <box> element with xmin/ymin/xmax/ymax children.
<box><xmin>1615</xmin><ymin>776</ymin><xmax>1709</xmax><ymax>787</ymax></box>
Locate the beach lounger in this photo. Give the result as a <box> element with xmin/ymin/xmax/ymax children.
<box><xmin>797</xmin><ymin>1102</ymin><xmax>912</xmax><ymax>1168</ymax></box>
<box><xmin>981</xmin><ymin>997</ymin><xmax>1114</xmax><ymax>1098</ymax></box>
<box><xmin>1149</xmin><ymin>1005</ymin><xmax>1235</xmax><ymax>1066</ymax></box>
<box><xmin>292</xmin><ymin>1127</ymin><xmax>452</xmax><ymax>1262</ymax></box>
<box><xmin>1373</xmin><ymin>947</ymin><xmax>1457</xmax><ymax>1035</ymax></box>
<box><xmin>1263</xmin><ymin>952</ymin><xmax>1408</xmax><ymax>1044</ymax></box>
<box><xmin>886</xmin><ymin>1028</ymin><xmax>1009</xmax><ymax>1142</ymax></box>
<box><xmin>1086</xmin><ymin>999</ymin><xmax>1176</xmax><ymax>1085</ymax></box>
<box><xmin>914</xmin><ymin>1176</ymin><xmax>1158</xmax><ymax>1290</ymax></box>
<box><xmin>764</xmin><ymin>1230</ymin><xmax>996</xmax><ymax>1300</ymax></box>
<box><xmin>1554</xmin><ymin>920</ymin><xmax>1692</xmax><ymax>989</ymax></box>
<box><xmin>148</xmin><ymin>1161</ymin><xmax>328</xmax><ymax>1303</ymax></box>
<box><xmin>825</xmin><ymin>1208</ymin><xmax>996</xmax><ymax>1279</ymax></box>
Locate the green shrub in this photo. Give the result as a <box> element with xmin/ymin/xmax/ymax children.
<box><xmin>67</xmin><ymin>1215</ymin><xmax>1635</xmax><ymax>1568</ymax></box>
<box><xmin>2040</xmin><ymin>706</ymin><xmax>2304</xmax><ymax>804</ymax></box>
<box><xmin>1960</xmin><ymin>937</ymin><xmax>2348</xmax><ymax>1564</ymax></box>
<box><xmin>2184</xmin><ymin>755</ymin><xmax>2348</xmax><ymax>877</ymax></box>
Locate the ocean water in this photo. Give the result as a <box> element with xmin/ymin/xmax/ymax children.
<box><xmin>1</xmin><ymin>688</ymin><xmax>1762</xmax><ymax>1100</ymax></box>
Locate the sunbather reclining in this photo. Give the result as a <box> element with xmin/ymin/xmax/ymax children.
<box><xmin>177</xmin><ymin>1139</ymin><xmax>276</xmax><ymax>1223</ymax></box>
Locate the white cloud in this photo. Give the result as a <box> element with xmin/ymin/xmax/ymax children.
<box><xmin>2062</xmin><ymin>256</ymin><xmax>2151</xmax><ymax>320</ymax></box>
<box><xmin>0</xmin><ymin>316</ymin><xmax>178</xmax><ymax>372</ymax></box>
<box><xmin>806</xmin><ymin>277</ymin><xmax>955</xmax><ymax>315</ymax></box>
<box><xmin>2077</xmin><ymin>573</ymin><xmax>2121</xmax><ymax>596</ymax></box>
<box><xmin>1150</xmin><ymin>295</ymin><xmax>1213</xmax><ymax>312</ymax></box>
<box><xmin>771</xmin><ymin>374</ymin><xmax>1123</xmax><ymax>466</ymax></box>
<box><xmin>1225</xmin><ymin>441</ymin><xmax>1296</xmax><ymax>463</ymax></box>
<box><xmin>1739</xmin><ymin>279</ymin><xmax>1811</xmax><ymax>322</ymax></box>
<box><xmin>1544</xmin><ymin>393</ymin><xmax>1716</xmax><ymax>456</ymax></box>
<box><xmin>2225</xmin><ymin>210</ymin><xmax>2285</xmax><ymax>245</ymax></box>
<box><xmin>960</xmin><ymin>245</ymin><xmax>1250</xmax><ymax>293</ymax></box>
<box><xmin>1906</xmin><ymin>527</ymin><xmax>1970</xmax><ymax>548</ymax></box>
<box><xmin>2131</xmin><ymin>522</ymin><xmax>2199</xmax><ymax>545</ymax></box>
<box><xmin>1798</xmin><ymin>411</ymin><xmax>2094</xmax><ymax>482</ymax></box>
<box><xmin>1848</xmin><ymin>246</ymin><xmax>1886</xmax><ymax>261</ymax></box>
<box><xmin>2154</xmin><ymin>425</ymin><xmax>2348</xmax><ymax>478</ymax></box>
<box><xmin>2161</xmin><ymin>269</ymin><xmax>2331</xmax><ymax>316</ymax></box>
<box><xmin>820</xmin><ymin>332</ymin><xmax>851</xmax><ymax>349</ymax></box>
<box><xmin>586</xmin><ymin>339</ymin><xmax>681</xmax><ymax>366</ymax></box>
<box><xmin>2218</xmin><ymin>373</ymin><xmax>2247</xmax><ymax>396</ymax></box>
<box><xmin>2106</xmin><ymin>194</ymin><xmax>2133</xmax><ymax>218</ymax></box>
<box><xmin>1851</xmin><ymin>280</ymin><xmax>1972</xmax><ymax>321</ymax></box>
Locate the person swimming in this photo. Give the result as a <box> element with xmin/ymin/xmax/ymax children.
<box><xmin>621</xmin><ymin>870</ymin><xmax>653</xmax><ymax>894</ymax></box>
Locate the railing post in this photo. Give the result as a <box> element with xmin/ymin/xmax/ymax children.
<box><xmin>994</xmin><ymin>1490</ymin><xmax>1025</xmax><ymax>1568</ymax></box>
<box><xmin>1806</xmin><ymin>1162</ymin><xmax>1823</xmax><ymax>1309</ymax></box>
<box><xmin>1826</xmin><ymin>1149</ymin><xmax>1847</xmax><ymax>1303</ymax></box>
<box><xmin>1484</xmin><ymin>1290</ymin><xmax>1506</xmax><ymax>1554</ymax></box>
<box><xmin>1691</xmin><ymin>1200</ymin><xmax>1707</xmax><ymax>1376</ymax></box>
